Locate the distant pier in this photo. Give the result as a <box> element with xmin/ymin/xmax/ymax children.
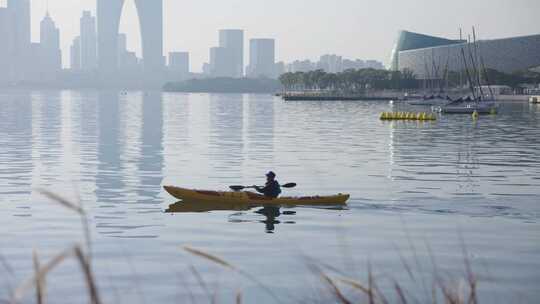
<box><xmin>281</xmin><ymin>93</ymin><xmax>395</xmax><ymax>101</ymax></box>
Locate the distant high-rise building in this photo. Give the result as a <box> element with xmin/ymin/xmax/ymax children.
<box><xmin>342</xmin><ymin>59</ymin><xmax>365</xmax><ymax>70</ymax></box>
<box><xmin>7</xmin><ymin>0</ymin><xmax>30</xmax><ymax>81</ymax></box>
<box><xmin>40</xmin><ymin>12</ymin><xmax>62</xmax><ymax>76</ymax></box>
<box><xmin>286</xmin><ymin>56</ymin><xmax>383</xmax><ymax>73</ymax></box>
<box><xmin>202</xmin><ymin>62</ymin><xmax>211</xmax><ymax>75</ymax></box>
<box><xmin>40</xmin><ymin>13</ymin><xmax>60</xmax><ymax>51</ymax></box>
<box><xmin>97</xmin><ymin>0</ymin><xmax>163</xmax><ymax>76</ymax></box>
<box><xmin>7</xmin><ymin>0</ymin><xmax>30</xmax><ymax>54</ymax></box>
<box><xmin>168</xmin><ymin>52</ymin><xmax>189</xmax><ymax>75</ymax></box>
<box><xmin>365</xmin><ymin>60</ymin><xmax>384</xmax><ymax>70</ymax></box>
<box><xmin>319</xmin><ymin>54</ymin><xmax>343</xmax><ymax>73</ymax></box>
<box><xmin>209</xmin><ymin>47</ymin><xmax>229</xmax><ymax>77</ymax></box>
<box><xmin>116</xmin><ymin>33</ymin><xmax>138</xmax><ymax>69</ymax></box>
<box><xmin>287</xmin><ymin>60</ymin><xmax>316</xmax><ymax>73</ymax></box>
<box><xmin>274</xmin><ymin>61</ymin><xmax>285</xmax><ymax>77</ymax></box>
<box><xmin>80</xmin><ymin>11</ymin><xmax>97</xmax><ymax>70</ymax></box>
<box><xmin>71</xmin><ymin>36</ymin><xmax>81</xmax><ymax>70</ymax></box>
<box><xmin>0</xmin><ymin>7</ymin><xmax>13</xmax><ymax>83</ymax></box>
<box><xmin>247</xmin><ymin>39</ymin><xmax>275</xmax><ymax>78</ymax></box>
<box><xmin>218</xmin><ymin>29</ymin><xmax>243</xmax><ymax>77</ymax></box>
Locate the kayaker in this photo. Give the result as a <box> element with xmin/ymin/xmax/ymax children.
<box><xmin>253</xmin><ymin>171</ymin><xmax>281</xmax><ymax>198</ymax></box>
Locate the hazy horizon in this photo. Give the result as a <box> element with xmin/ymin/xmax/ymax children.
<box><xmin>2</xmin><ymin>0</ymin><xmax>539</xmax><ymax>71</ymax></box>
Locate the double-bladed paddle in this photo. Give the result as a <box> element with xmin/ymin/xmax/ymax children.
<box><xmin>229</xmin><ymin>183</ymin><xmax>297</xmax><ymax>191</ymax></box>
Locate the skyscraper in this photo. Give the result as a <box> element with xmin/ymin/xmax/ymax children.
<box><xmin>117</xmin><ymin>33</ymin><xmax>138</xmax><ymax>69</ymax></box>
<box><xmin>7</xmin><ymin>0</ymin><xmax>30</xmax><ymax>54</ymax></box>
<box><xmin>0</xmin><ymin>7</ymin><xmax>13</xmax><ymax>83</ymax></box>
<box><xmin>71</xmin><ymin>36</ymin><xmax>81</xmax><ymax>70</ymax></box>
<box><xmin>209</xmin><ymin>47</ymin><xmax>229</xmax><ymax>77</ymax></box>
<box><xmin>319</xmin><ymin>54</ymin><xmax>343</xmax><ymax>73</ymax></box>
<box><xmin>97</xmin><ymin>0</ymin><xmax>163</xmax><ymax>76</ymax></box>
<box><xmin>168</xmin><ymin>52</ymin><xmax>189</xmax><ymax>75</ymax></box>
<box><xmin>7</xmin><ymin>0</ymin><xmax>30</xmax><ymax>81</ymax></box>
<box><xmin>80</xmin><ymin>11</ymin><xmax>97</xmax><ymax>70</ymax></box>
<box><xmin>247</xmin><ymin>39</ymin><xmax>275</xmax><ymax>78</ymax></box>
<box><xmin>219</xmin><ymin>29</ymin><xmax>243</xmax><ymax>77</ymax></box>
<box><xmin>39</xmin><ymin>12</ymin><xmax>62</xmax><ymax>77</ymax></box>
<box><xmin>40</xmin><ymin>13</ymin><xmax>60</xmax><ymax>51</ymax></box>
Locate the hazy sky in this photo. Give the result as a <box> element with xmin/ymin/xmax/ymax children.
<box><xmin>3</xmin><ymin>0</ymin><xmax>538</xmax><ymax>71</ymax></box>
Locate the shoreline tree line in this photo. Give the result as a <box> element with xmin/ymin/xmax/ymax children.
<box><xmin>278</xmin><ymin>68</ymin><xmax>419</xmax><ymax>94</ymax></box>
<box><xmin>278</xmin><ymin>68</ymin><xmax>540</xmax><ymax>94</ymax></box>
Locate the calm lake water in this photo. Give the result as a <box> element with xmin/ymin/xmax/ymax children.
<box><xmin>0</xmin><ymin>90</ymin><xmax>539</xmax><ymax>303</ymax></box>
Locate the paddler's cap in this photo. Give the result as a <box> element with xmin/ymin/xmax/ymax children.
<box><xmin>266</xmin><ymin>171</ymin><xmax>276</xmax><ymax>178</ymax></box>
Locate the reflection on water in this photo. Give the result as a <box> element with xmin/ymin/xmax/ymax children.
<box><xmin>0</xmin><ymin>91</ymin><xmax>32</xmax><ymax>204</ymax></box>
<box><xmin>1</xmin><ymin>90</ymin><xmax>540</xmax><ymax>303</ymax></box>
<box><xmin>137</xmin><ymin>92</ymin><xmax>163</xmax><ymax>206</ymax></box>
<box><xmin>247</xmin><ymin>94</ymin><xmax>274</xmax><ymax>163</ymax></box>
<box><xmin>255</xmin><ymin>206</ymin><xmax>281</xmax><ymax>233</ymax></box>
<box><xmin>94</xmin><ymin>91</ymin><xmax>164</xmax><ymax>237</ymax></box>
<box><xmin>96</xmin><ymin>91</ymin><xmax>123</xmax><ymax>206</ymax></box>
<box><xmin>165</xmin><ymin>197</ymin><xmax>344</xmax><ymax>233</ymax></box>
<box><xmin>208</xmin><ymin>94</ymin><xmax>244</xmax><ymax>180</ymax></box>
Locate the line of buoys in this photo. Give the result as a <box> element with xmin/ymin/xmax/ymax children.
<box><xmin>380</xmin><ymin>112</ymin><xmax>436</xmax><ymax>121</ymax></box>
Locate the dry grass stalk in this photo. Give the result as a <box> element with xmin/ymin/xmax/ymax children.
<box><xmin>182</xmin><ymin>246</ymin><xmax>284</xmax><ymax>304</ymax></box>
<box><xmin>439</xmin><ymin>280</ymin><xmax>461</xmax><ymax>304</ymax></box>
<box><xmin>373</xmin><ymin>282</ymin><xmax>389</xmax><ymax>304</ymax></box>
<box><xmin>457</xmin><ymin>231</ymin><xmax>477</xmax><ymax>304</ymax></box>
<box><xmin>368</xmin><ymin>263</ymin><xmax>375</xmax><ymax>304</ymax></box>
<box><xmin>464</xmin><ymin>254</ymin><xmax>477</xmax><ymax>304</ymax></box>
<box><xmin>337</xmin><ymin>277</ymin><xmax>370</xmax><ymax>295</ymax></box>
<box><xmin>211</xmin><ymin>280</ymin><xmax>221</xmax><ymax>304</ymax></box>
<box><xmin>394</xmin><ymin>281</ymin><xmax>408</xmax><ymax>304</ymax></box>
<box><xmin>39</xmin><ymin>190</ymin><xmax>92</xmax><ymax>260</ymax></box>
<box><xmin>11</xmin><ymin>246</ymin><xmax>73</xmax><ymax>303</ymax></box>
<box><xmin>0</xmin><ymin>252</ymin><xmax>15</xmax><ymax>297</ymax></box>
<box><xmin>395</xmin><ymin>246</ymin><xmax>415</xmax><ymax>282</ymax></box>
<box><xmin>32</xmin><ymin>250</ymin><xmax>45</xmax><ymax>304</ymax></box>
<box><xmin>235</xmin><ymin>289</ymin><xmax>242</xmax><ymax>304</ymax></box>
<box><xmin>39</xmin><ymin>190</ymin><xmax>84</xmax><ymax>215</ymax></box>
<box><xmin>189</xmin><ymin>265</ymin><xmax>212</xmax><ymax>303</ymax></box>
<box><xmin>73</xmin><ymin>246</ymin><xmax>101</xmax><ymax>304</ymax></box>
<box><xmin>321</xmin><ymin>273</ymin><xmax>351</xmax><ymax>304</ymax></box>
<box><xmin>183</xmin><ymin>246</ymin><xmax>236</xmax><ymax>270</ymax></box>
<box><xmin>0</xmin><ymin>252</ymin><xmax>14</xmax><ymax>277</ymax></box>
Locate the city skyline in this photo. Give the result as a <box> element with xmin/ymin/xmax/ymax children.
<box><xmin>4</xmin><ymin>0</ymin><xmax>537</xmax><ymax>72</ymax></box>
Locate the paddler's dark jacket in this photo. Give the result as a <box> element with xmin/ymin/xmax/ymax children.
<box><xmin>255</xmin><ymin>180</ymin><xmax>281</xmax><ymax>198</ymax></box>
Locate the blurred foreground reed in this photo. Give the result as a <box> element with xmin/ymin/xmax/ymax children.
<box><xmin>2</xmin><ymin>191</ymin><xmax>480</xmax><ymax>304</ymax></box>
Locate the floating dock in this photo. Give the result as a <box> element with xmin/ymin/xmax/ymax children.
<box><xmin>283</xmin><ymin>95</ymin><xmax>393</xmax><ymax>101</ymax></box>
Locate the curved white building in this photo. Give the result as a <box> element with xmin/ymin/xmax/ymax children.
<box><xmin>391</xmin><ymin>31</ymin><xmax>540</xmax><ymax>79</ymax></box>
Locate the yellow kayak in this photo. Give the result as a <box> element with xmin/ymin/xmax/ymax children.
<box><xmin>163</xmin><ymin>186</ymin><xmax>350</xmax><ymax>206</ymax></box>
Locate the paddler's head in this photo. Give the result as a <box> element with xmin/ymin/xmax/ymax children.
<box><xmin>266</xmin><ymin>171</ymin><xmax>276</xmax><ymax>181</ymax></box>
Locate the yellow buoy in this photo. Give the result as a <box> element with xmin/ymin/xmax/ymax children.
<box><xmin>379</xmin><ymin>111</ymin><xmax>437</xmax><ymax>121</ymax></box>
<box><xmin>472</xmin><ymin>110</ymin><xmax>479</xmax><ymax>120</ymax></box>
